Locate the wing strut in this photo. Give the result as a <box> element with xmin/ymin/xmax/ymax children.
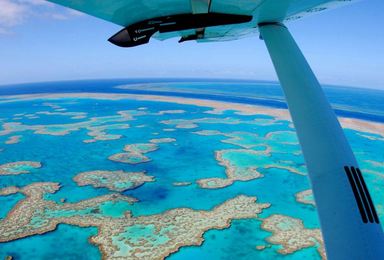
<box><xmin>259</xmin><ymin>22</ymin><xmax>384</xmax><ymax>259</ymax></box>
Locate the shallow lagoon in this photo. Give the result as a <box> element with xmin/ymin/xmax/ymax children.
<box><xmin>0</xmin><ymin>81</ymin><xmax>383</xmax><ymax>259</ymax></box>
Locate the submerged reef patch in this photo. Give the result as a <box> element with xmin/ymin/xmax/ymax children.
<box><xmin>0</xmin><ymin>161</ymin><xmax>41</xmax><ymax>175</ymax></box>
<box><xmin>163</xmin><ymin>128</ymin><xmax>176</xmax><ymax>132</ymax></box>
<box><xmin>73</xmin><ymin>170</ymin><xmax>154</xmax><ymax>192</ymax></box>
<box><xmin>295</xmin><ymin>189</ymin><xmax>315</xmax><ymax>206</ymax></box>
<box><xmin>172</xmin><ymin>182</ymin><xmax>192</xmax><ymax>187</ymax></box>
<box><xmin>5</xmin><ymin>135</ymin><xmax>22</xmax><ymax>145</ymax></box>
<box><xmin>194</xmin><ymin>130</ymin><xmax>269</xmax><ymax>149</ymax></box>
<box><xmin>155</xmin><ymin>110</ymin><xmax>186</xmax><ymax>115</ymax></box>
<box><xmin>149</xmin><ymin>138</ymin><xmax>176</xmax><ymax>144</ymax></box>
<box><xmin>265</xmin><ymin>131</ymin><xmax>299</xmax><ymax>145</ymax></box>
<box><xmin>83</xmin><ymin>123</ymin><xmax>130</xmax><ymax>143</ymax></box>
<box><xmin>261</xmin><ymin>214</ymin><xmax>325</xmax><ymax>259</ymax></box>
<box><xmin>161</xmin><ymin>117</ymin><xmax>255</xmax><ymax>129</ymax></box>
<box><xmin>108</xmin><ymin>143</ymin><xmax>158</xmax><ymax>164</ymax></box>
<box><xmin>197</xmin><ymin>149</ymin><xmax>268</xmax><ymax>189</ymax></box>
<box><xmin>36</xmin><ymin>111</ymin><xmax>87</xmax><ymax>119</ymax></box>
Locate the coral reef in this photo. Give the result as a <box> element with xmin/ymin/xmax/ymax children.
<box><xmin>261</xmin><ymin>214</ymin><xmax>325</xmax><ymax>259</ymax></box>
<box><xmin>0</xmin><ymin>161</ymin><xmax>41</xmax><ymax>175</ymax></box>
<box><xmin>108</xmin><ymin>143</ymin><xmax>158</xmax><ymax>164</ymax></box>
<box><xmin>73</xmin><ymin>170</ymin><xmax>154</xmax><ymax>192</ymax></box>
<box><xmin>0</xmin><ymin>183</ymin><xmax>269</xmax><ymax>260</ymax></box>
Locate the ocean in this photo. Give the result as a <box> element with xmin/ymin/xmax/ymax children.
<box><xmin>0</xmin><ymin>79</ymin><xmax>382</xmax><ymax>259</ymax></box>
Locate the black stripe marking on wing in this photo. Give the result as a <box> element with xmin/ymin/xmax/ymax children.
<box><xmin>345</xmin><ymin>166</ymin><xmax>380</xmax><ymax>224</ymax></box>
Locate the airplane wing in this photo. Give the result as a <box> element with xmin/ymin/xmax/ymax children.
<box><xmin>47</xmin><ymin>0</ymin><xmax>353</xmax><ymax>47</ymax></box>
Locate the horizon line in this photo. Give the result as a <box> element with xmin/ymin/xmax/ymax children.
<box><xmin>0</xmin><ymin>77</ymin><xmax>383</xmax><ymax>92</ymax></box>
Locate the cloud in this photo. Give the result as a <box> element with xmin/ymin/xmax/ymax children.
<box><xmin>0</xmin><ymin>0</ymin><xmax>81</xmax><ymax>34</ymax></box>
<box><xmin>0</xmin><ymin>0</ymin><xmax>26</xmax><ymax>27</ymax></box>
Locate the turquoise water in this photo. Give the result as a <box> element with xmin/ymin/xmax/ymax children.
<box><xmin>0</xmin><ymin>224</ymin><xmax>101</xmax><ymax>259</ymax></box>
<box><xmin>0</xmin><ymin>80</ymin><xmax>383</xmax><ymax>259</ymax></box>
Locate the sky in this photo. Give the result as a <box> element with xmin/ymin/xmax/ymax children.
<box><xmin>0</xmin><ymin>0</ymin><xmax>383</xmax><ymax>89</ymax></box>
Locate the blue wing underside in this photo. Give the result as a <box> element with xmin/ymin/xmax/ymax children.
<box><xmin>47</xmin><ymin>0</ymin><xmax>354</xmax><ymax>45</ymax></box>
